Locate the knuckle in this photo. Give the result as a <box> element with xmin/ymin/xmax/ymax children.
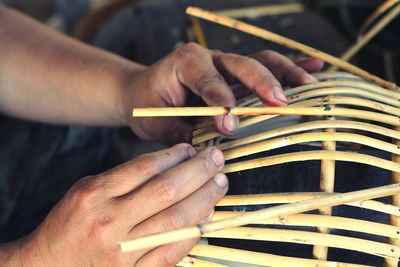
<box><xmin>195</xmin><ymin>71</ymin><xmax>225</xmax><ymax>92</ymax></box>
<box><xmin>162</xmin><ymin>210</ymin><xmax>186</xmax><ymax>230</ymax></box>
<box><xmin>134</xmin><ymin>154</ymin><xmax>159</xmax><ymax>175</ymax></box>
<box><xmin>198</xmin><ymin>155</ymin><xmax>216</xmax><ymax>176</ymax></box>
<box><xmin>175</xmin><ymin>42</ymin><xmax>203</xmax><ymax>59</ymax></box>
<box><xmin>69</xmin><ymin>176</ymin><xmax>100</xmax><ymax>210</ymax></box>
<box><xmin>155</xmin><ymin>181</ymin><xmax>177</xmax><ymax>203</ymax></box>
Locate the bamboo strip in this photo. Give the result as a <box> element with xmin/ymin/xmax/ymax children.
<box><xmin>119</xmin><ymin>183</ymin><xmax>400</xmax><ymax>252</ymax></box>
<box><xmin>218</xmin><ymin>192</ymin><xmax>400</xmax><ymax>216</ymax></box>
<box><xmin>177</xmin><ymin>256</ymin><xmax>229</xmax><ymax>267</ymax></box>
<box><xmin>215</xmin><ymin>3</ymin><xmax>304</xmax><ymax>19</ymax></box>
<box><xmin>133</xmin><ymin>107</ymin><xmax>400</xmax><ymax>126</ymax></box>
<box><xmin>186</xmin><ymin>7</ymin><xmax>399</xmax><ymax>90</ymax></box>
<box><xmin>358</xmin><ymin>0</ymin><xmax>400</xmax><ymax>36</ymax></box>
<box><xmin>217</xmin><ymin>120</ymin><xmax>400</xmax><ymax>151</ymax></box>
<box><xmin>203</xmin><ymin>227</ymin><xmax>400</xmax><ymax>259</ymax></box>
<box><xmin>284</xmin><ymin>81</ymin><xmax>400</xmax><ymax>99</ymax></box>
<box><xmin>189</xmin><ymin>244</ymin><xmax>372</xmax><ymax>267</ymax></box>
<box><xmin>192</xmin><ymin>106</ymin><xmax>400</xmax><ymax>145</ymax></box>
<box><xmin>213</xmin><ymin>211</ymin><xmax>400</xmax><ymax>238</ymax></box>
<box><xmin>286</xmin><ymin>87</ymin><xmax>400</xmax><ymax>108</ymax></box>
<box><xmin>222</xmin><ymin>132</ymin><xmax>400</xmax><ymax>161</ymax></box>
<box><xmin>312</xmin><ymin>72</ymin><xmax>363</xmax><ymax>81</ymax></box>
<box><xmin>314</xmin><ymin>117</ymin><xmax>336</xmax><ymax>260</ymax></box>
<box><xmin>193</xmin><ymin>95</ymin><xmax>400</xmax><ymax>142</ymax></box>
<box><xmin>223</xmin><ymin>151</ymin><xmax>400</xmax><ymax>174</ymax></box>
<box><xmin>191</xmin><ymin>17</ymin><xmax>208</xmax><ymax>48</ymax></box>
<box><xmin>328</xmin><ymin>2</ymin><xmax>400</xmax><ymax>71</ymax></box>
<box><xmin>388</xmin><ymin>126</ymin><xmax>400</xmax><ymax>267</ymax></box>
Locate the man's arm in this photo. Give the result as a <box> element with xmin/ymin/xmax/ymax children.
<box><xmin>0</xmin><ymin>6</ymin><xmax>143</xmax><ymax>126</ymax></box>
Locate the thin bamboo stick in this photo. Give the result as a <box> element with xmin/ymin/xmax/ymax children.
<box><xmin>312</xmin><ymin>71</ymin><xmax>362</xmax><ymax>81</ymax></box>
<box><xmin>133</xmin><ymin>107</ymin><xmax>400</xmax><ymax>124</ymax></box>
<box><xmin>222</xmin><ymin>132</ymin><xmax>400</xmax><ymax>161</ymax></box>
<box><xmin>328</xmin><ymin>2</ymin><xmax>400</xmax><ymax>71</ymax></box>
<box><xmin>119</xmin><ymin>183</ymin><xmax>400</xmax><ymax>252</ymax></box>
<box><xmin>358</xmin><ymin>0</ymin><xmax>400</xmax><ymax>36</ymax></box>
<box><xmin>204</xmin><ymin>227</ymin><xmax>400</xmax><ymax>259</ymax></box>
<box><xmin>189</xmin><ymin>244</ymin><xmax>372</xmax><ymax>267</ymax></box>
<box><xmin>215</xmin><ymin>3</ymin><xmax>304</xmax><ymax>19</ymax></box>
<box><xmin>218</xmin><ymin>192</ymin><xmax>400</xmax><ymax>216</ymax></box>
<box><xmin>223</xmin><ymin>150</ymin><xmax>400</xmax><ymax>174</ymax></box>
<box><xmin>314</xmin><ymin>116</ymin><xmax>336</xmax><ymax>260</ymax></box>
<box><xmin>286</xmin><ymin>87</ymin><xmax>400</xmax><ymax>107</ymax></box>
<box><xmin>186</xmin><ymin>7</ymin><xmax>399</xmax><ymax>90</ymax></box>
<box><xmin>388</xmin><ymin>126</ymin><xmax>400</xmax><ymax>267</ymax></box>
<box><xmin>213</xmin><ymin>212</ymin><xmax>400</xmax><ymax>238</ymax></box>
<box><xmin>193</xmin><ymin>95</ymin><xmax>400</xmax><ymax>143</ymax></box>
<box><xmin>217</xmin><ymin>120</ymin><xmax>400</xmax><ymax>151</ymax></box>
<box><xmin>192</xmin><ymin>106</ymin><xmax>400</xmax><ymax>145</ymax></box>
<box><xmin>284</xmin><ymin>81</ymin><xmax>400</xmax><ymax>99</ymax></box>
<box><xmin>191</xmin><ymin>17</ymin><xmax>208</xmax><ymax>48</ymax></box>
<box><xmin>177</xmin><ymin>256</ymin><xmax>229</xmax><ymax>267</ymax></box>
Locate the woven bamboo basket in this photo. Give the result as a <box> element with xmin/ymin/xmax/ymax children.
<box><xmin>180</xmin><ymin>71</ymin><xmax>400</xmax><ymax>267</ymax></box>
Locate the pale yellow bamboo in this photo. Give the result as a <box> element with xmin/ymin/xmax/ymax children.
<box><xmin>177</xmin><ymin>256</ymin><xmax>229</xmax><ymax>267</ymax></box>
<box><xmin>358</xmin><ymin>0</ymin><xmax>400</xmax><ymax>36</ymax></box>
<box><xmin>204</xmin><ymin>227</ymin><xmax>400</xmax><ymax>259</ymax></box>
<box><xmin>186</xmin><ymin>7</ymin><xmax>399</xmax><ymax>90</ymax></box>
<box><xmin>217</xmin><ymin>120</ymin><xmax>400</xmax><ymax>151</ymax></box>
<box><xmin>329</xmin><ymin>2</ymin><xmax>400</xmax><ymax>71</ymax></box>
<box><xmin>223</xmin><ymin>150</ymin><xmax>400</xmax><ymax>174</ymax></box>
<box><xmin>243</xmin><ymin>94</ymin><xmax>400</xmax><ymax>117</ymax></box>
<box><xmin>189</xmin><ymin>244</ymin><xmax>372</xmax><ymax>267</ymax></box>
<box><xmin>215</xmin><ymin>3</ymin><xmax>304</xmax><ymax>19</ymax></box>
<box><xmin>314</xmin><ymin>119</ymin><xmax>336</xmax><ymax>260</ymax></box>
<box><xmin>119</xmin><ymin>183</ymin><xmax>400</xmax><ymax>252</ymax></box>
<box><xmin>286</xmin><ymin>87</ymin><xmax>400</xmax><ymax>108</ymax></box>
<box><xmin>388</xmin><ymin>126</ymin><xmax>400</xmax><ymax>267</ymax></box>
<box><xmin>213</xmin><ymin>212</ymin><xmax>400</xmax><ymax>238</ymax></box>
<box><xmin>284</xmin><ymin>80</ymin><xmax>400</xmax><ymax>99</ymax></box>
<box><xmin>222</xmin><ymin>133</ymin><xmax>400</xmax><ymax>161</ymax></box>
<box><xmin>134</xmin><ymin>107</ymin><xmax>400</xmax><ymax>126</ymax></box>
<box><xmin>312</xmin><ymin>71</ymin><xmax>362</xmax><ymax>81</ymax></box>
<box><xmin>192</xmin><ymin>106</ymin><xmax>400</xmax><ymax>145</ymax></box>
<box><xmin>217</xmin><ymin>192</ymin><xmax>400</xmax><ymax>216</ymax></box>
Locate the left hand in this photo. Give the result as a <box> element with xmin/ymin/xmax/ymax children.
<box><xmin>120</xmin><ymin>43</ymin><xmax>324</xmax><ymax>144</ymax></box>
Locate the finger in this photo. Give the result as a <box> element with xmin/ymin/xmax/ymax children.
<box><xmin>136</xmin><ymin>237</ymin><xmax>199</xmax><ymax>267</ymax></box>
<box><xmin>249</xmin><ymin>50</ymin><xmax>319</xmax><ymax>86</ymax></box>
<box><xmin>175</xmin><ymin>43</ymin><xmax>238</xmax><ymax>135</ymax></box>
<box><xmin>97</xmin><ymin>143</ymin><xmax>197</xmax><ymax>197</ymax></box>
<box><xmin>133</xmin><ymin>174</ymin><xmax>227</xmax><ymax>266</ymax></box>
<box><xmin>130</xmin><ymin>173</ymin><xmax>228</xmax><ymax>236</ymax></box>
<box><xmin>139</xmin><ymin>117</ymin><xmax>194</xmax><ymax>145</ymax></box>
<box><xmin>295</xmin><ymin>57</ymin><xmax>325</xmax><ymax>73</ymax></box>
<box><xmin>214</xmin><ymin>52</ymin><xmax>287</xmax><ymax>106</ymax></box>
<box><xmin>115</xmin><ymin>147</ymin><xmax>224</xmax><ymax>223</ymax></box>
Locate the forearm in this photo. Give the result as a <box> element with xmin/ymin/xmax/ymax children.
<box><xmin>0</xmin><ymin>6</ymin><xmax>145</xmax><ymax>126</ymax></box>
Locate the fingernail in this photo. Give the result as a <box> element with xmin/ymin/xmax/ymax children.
<box><xmin>214</xmin><ymin>173</ymin><xmax>228</xmax><ymax>188</ymax></box>
<box><xmin>222</xmin><ymin>114</ymin><xmax>239</xmax><ymax>133</ymax></box>
<box><xmin>211</xmin><ymin>148</ymin><xmax>224</xmax><ymax>167</ymax></box>
<box><xmin>188</xmin><ymin>146</ymin><xmax>197</xmax><ymax>157</ymax></box>
<box><xmin>302</xmin><ymin>73</ymin><xmax>318</xmax><ymax>84</ymax></box>
<box><xmin>272</xmin><ymin>85</ymin><xmax>288</xmax><ymax>104</ymax></box>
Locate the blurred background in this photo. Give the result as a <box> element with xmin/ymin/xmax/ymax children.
<box><xmin>1</xmin><ymin>1</ymin><xmax>400</xmax><ymax>265</ymax></box>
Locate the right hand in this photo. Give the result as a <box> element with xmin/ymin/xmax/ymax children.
<box><xmin>18</xmin><ymin>144</ymin><xmax>228</xmax><ymax>267</ymax></box>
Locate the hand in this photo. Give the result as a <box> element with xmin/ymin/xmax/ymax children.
<box><xmin>18</xmin><ymin>144</ymin><xmax>228</xmax><ymax>267</ymax></box>
<box><xmin>120</xmin><ymin>43</ymin><xmax>324</xmax><ymax>144</ymax></box>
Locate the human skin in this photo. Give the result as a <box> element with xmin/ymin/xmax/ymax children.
<box><xmin>0</xmin><ymin>5</ymin><xmax>323</xmax><ymax>266</ymax></box>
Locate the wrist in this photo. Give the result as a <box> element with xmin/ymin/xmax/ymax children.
<box><xmin>114</xmin><ymin>63</ymin><xmax>147</xmax><ymax>126</ymax></box>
